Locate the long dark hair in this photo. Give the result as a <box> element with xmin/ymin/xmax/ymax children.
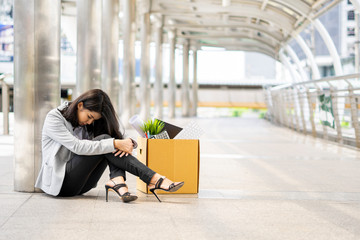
<box><xmin>60</xmin><ymin>89</ymin><xmax>123</xmax><ymax>139</ymax></box>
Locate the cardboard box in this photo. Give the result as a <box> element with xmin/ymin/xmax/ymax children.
<box><xmin>136</xmin><ymin>137</ymin><xmax>200</xmax><ymax>194</ymax></box>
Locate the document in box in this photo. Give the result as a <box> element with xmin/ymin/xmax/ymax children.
<box><xmin>174</xmin><ymin>121</ymin><xmax>204</xmax><ymax>139</ymax></box>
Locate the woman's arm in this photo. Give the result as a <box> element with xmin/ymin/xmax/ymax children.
<box><xmin>113</xmin><ymin>139</ymin><xmax>134</xmax><ymax>157</ymax></box>
<box><xmin>122</xmin><ymin>132</ymin><xmax>138</xmax><ymax>149</ymax></box>
<box><xmin>44</xmin><ymin>111</ymin><xmax>115</xmax><ymax>155</ymax></box>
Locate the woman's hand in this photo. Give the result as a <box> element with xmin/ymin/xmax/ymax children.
<box><xmin>113</xmin><ymin>139</ymin><xmax>134</xmax><ymax>158</ymax></box>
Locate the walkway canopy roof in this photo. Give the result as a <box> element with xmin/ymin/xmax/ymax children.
<box><xmin>147</xmin><ymin>0</ymin><xmax>341</xmax><ymax>59</ymax></box>
<box><xmin>61</xmin><ymin>0</ymin><xmax>348</xmax><ymax>60</ymax></box>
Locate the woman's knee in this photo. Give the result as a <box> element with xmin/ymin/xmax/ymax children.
<box><xmin>93</xmin><ymin>134</ymin><xmax>112</xmax><ymax>140</ymax></box>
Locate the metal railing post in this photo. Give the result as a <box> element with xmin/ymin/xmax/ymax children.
<box><xmin>286</xmin><ymin>90</ymin><xmax>293</xmax><ymax>129</ymax></box>
<box><xmin>270</xmin><ymin>92</ymin><xmax>277</xmax><ymax>124</ymax></box>
<box><xmin>277</xmin><ymin>93</ymin><xmax>284</xmax><ymax>125</ymax></box>
<box><xmin>348</xmin><ymin>85</ymin><xmax>360</xmax><ymax>148</ymax></box>
<box><xmin>292</xmin><ymin>88</ymin><xmax>301</xmax><ymax>132</ymax></box>
<box><xmin>306</xmin><ymin>89</ymin><xmax>317</xmax><ymax>137</ymax></box>
<box><xmin>271</xmin><ymin>92</ymin><xmax>278</xmax><ymax>124</ymax></box>
<box><xmin>267</xmin><ymin>73</ymin><xmax>360</xmax><ymax>148</ymax></box>
<box><xmin>286</xmin><ymin>89</ymin><xmax>294</xmax><ymax>130</ymax></box>
<box><xmin>287</xmin><ymin>89</ymin><xmax>296</xmax><ymax>131</ymax></box>
<box><xmin>297</xmin><ymin>87</ymin><xmax>307</xmax><ymax>134</ymax></box>
<box><xmin>316</xmin><ymin>86</ymin><xmax>328</xmax><ymax>140</ymax></box>
<box><xmin>263</xmin><ymin>86</ymin><xmax>273</xmax><ymax>122</ymax></box>
<box><xmin>281</xmin><ymin>91</ymin><xmax>289</xmax><ymax>127</ymax></box>
<box><xmin>329</xmin><ymin>86</ymin><xmax>343</xmax><ymax>144</ymax></box>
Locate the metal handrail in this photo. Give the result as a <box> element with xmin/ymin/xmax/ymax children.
<box><xmin>265</xmin><ymin>73</ymin><xmax>360</xmax><ymax>149</ymax></box>
<box><xmin>270</xmin><ymin>73</ymin><xmax>360</xmax><ymax>91</ymax></box>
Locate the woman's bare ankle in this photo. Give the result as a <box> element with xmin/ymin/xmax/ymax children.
<box><xmin>149</xmin><ymin>174</ymin><xmax>175</xmax><ymax>189</ymax></box>
<box><xmin>107</xmin><ymin>176</ymin><xmax>125</xmax><ymax>186</ymax></box>
<box><xmin>149</xmin><ymin>173</ymin><xmax>161</xmax><ymax>185</ymax></box>
<box><xmin>107</xmin><ymin>176</ymin><xmax>129</xmax><ymax>195</ymax></box>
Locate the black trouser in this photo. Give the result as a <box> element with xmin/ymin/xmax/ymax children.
<box><xmin>58</xmin><ymin>136</ymin><xmax>156</xmax><ymax>197</ymax></box>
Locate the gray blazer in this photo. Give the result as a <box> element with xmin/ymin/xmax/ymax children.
<box><xmin>35</xmin><ymin>102</ymin><xmax>116</xmax><ymax>196</ymax></box>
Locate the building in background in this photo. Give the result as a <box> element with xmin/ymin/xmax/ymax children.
<box><xmin>289</xmin><ymin>0</ymin><xmax>357</xmax><ymax>78</ymax></box>
<box><xmin>0</xmin><ymin>0</ymin><xmax>13</xmax><ymax>73</ymax></box>
<box><xmin>0</xmin><ymin>24</ymin><xmax>12</xmax><ymax>62</ymax></box>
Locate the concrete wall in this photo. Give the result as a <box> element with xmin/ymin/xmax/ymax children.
<box><xmin>139</xmin><ymin>87</ymin><xmax>265</xmax><ymax>108</ymax></box>
<box><xmin>1</xmin><ymin>86</ymin><xmax>266</xmax><ymax>112</ymax></box>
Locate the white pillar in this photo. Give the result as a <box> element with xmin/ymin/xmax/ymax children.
<box><xmin>76</xmin><ymin>0</ymin><xmax>102</xmax><ymax>96</ymax></box>
<box><xmin>168</xmin><ymin>29</ymin><xmax>176</xmax><ymax>118</ymax></box>
<box><xmin>122</xmin><ymin>0</ymin><xmax>136</xmax><ymax>125</ymax></box>
<box><xmin>1</xmin><ymin>80</ymin><xmax>9</xmax><ymax>135</ymax></box>
<box><xmin>182</xmin><ymin>40</ymin><xmax>190</xmax><ymax>117</ymax></box>
<box><xmin>130</xmin><ymin>1</ymin><xmax>137</xmax><ymax>119</ymax></box>
<box><xmin>191</xmin><ymin>46</ymin><xmax>198</xmax><ymax>117</ymax></box>
<box><xmin>154</xmin><ymin>16</ymin><xmax>164</xmax><ymax>119</ymax></box>
<box><xmin>101</xmin><ymin>0</ymin><xmax>119</xmax><ymax>111</ymax></box>
<box><xmin>14</xmin><ymin>0</ymin><xmax>61</xmax><ymax>192</ymax></box>
<box><xmin>139</xmin><ymin>12</ymin><xmax>151</xmax><ymax>121</ymax></box>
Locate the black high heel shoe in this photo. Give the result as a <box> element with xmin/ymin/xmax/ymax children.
<box><xmin>149</xmin><ymin>176</ymin><xmax>184</xmax><ymax>202</ymax></box>
<box><xmin>105</xmin><ymin>180</ymin><xmax>138</xmax><ymax>203</ymax></box>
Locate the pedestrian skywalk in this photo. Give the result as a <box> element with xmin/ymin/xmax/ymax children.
<box><xmin>0</xmin><ymin>116</ymin><xmax>360</xmax><ymax>240</ymax></box>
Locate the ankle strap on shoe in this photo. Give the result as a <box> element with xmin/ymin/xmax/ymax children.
<box><xmin>155</xmin><ymin>177</ymin><xmax>166</xmax><ymax>189</ymax></box>
<box><xmin>113</xmin><ymin>183</ymin><xmax>127</xmax><ymax>191</ymax></box>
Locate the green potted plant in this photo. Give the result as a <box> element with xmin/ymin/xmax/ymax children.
<box><xmin>140</xmin><ymin>119</ymin><xmax>165</xmax><ymax>138</ymax></box>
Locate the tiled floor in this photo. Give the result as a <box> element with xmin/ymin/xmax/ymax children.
<box><xmin>1</xmin><ymin>116</ymin><xmax>360</xmax><ymax>240</ymax></box>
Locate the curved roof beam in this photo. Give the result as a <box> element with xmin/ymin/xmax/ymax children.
<box><xmin>164</xmin><ymin>17</ymin><xmax>291</xmax><ymax>52</ymax></box>
<box><xmin>178</xmin><ymin>34</ymin><xmax>278</xmax><ymax>52</ymax></box>
<box><xmin>148</xmin><ymin>0</ymin><xmax>341</xmax><ymax>64</ymax></box>
<box><xmin>152</xmin><ymin>0</ymin><xmax>309</xmax><ymax>18</ymax></box>
<box><xmin>292</xmin><ymin>34</ymin><xmax>321</xmax><ymax>79</ymax></box>
<box><xmin>164</xmin><ymin>14</ymin><xmax>293</xmax><ymax>35</ymax></box>
<box><xmin>279</xmin><ymin>50</ymin><xmax>300</xmax><ymax>83</ymax></box>
<box><xmin>171</xmin><ymin>24</ymin><xmax>283</xmax><ymax>39</ymax></box>
<box><xmin>312</xmin><ymin>19</ymin><xmax>343</xmax><ymax>76</ymax></box>
<box><xmin>283</xmin><ymin>45</ymin><xmax>309</xmax><ymax>82</ymax></box>
<box><xmin>177</xmin><ymin>33</ymin><xmax>278</xmax><ymax>50</ymax></box>
<box><xmin>171</xmin><ymin>24</ymin><xmax>284</xmax><ymax>43</ymax></box>
<box><xmin>164</xmin><ymin>15</ymin><xmax>285</xmax><ymax>31</ymax></box>
<box><xmin>199</xmin><ymin>42</ymin><xmax>276</xmax><ymax>58</ymax></box>
<box><xmin>269</xmin><ymin>0</ymin><xmax>339</xmax><ymax>18</ymax></box>
<box><xmin>156</xmin><ymin>6</ymin><xmax>296</xmax><ymax>33</ymax></box>
<box><xmin>270</xmin><ymin>0</ymin><xmax>311</xmax><ymax>16</ymax></box>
